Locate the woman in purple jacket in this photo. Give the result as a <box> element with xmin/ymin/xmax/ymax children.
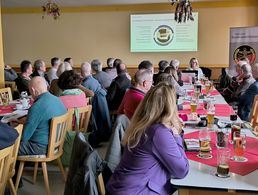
<box><xmin>107</xmin><ymin>82</ymin><xmax>189</xmax><ymax>195</ymax></box>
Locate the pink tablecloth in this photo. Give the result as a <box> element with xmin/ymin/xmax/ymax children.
<box><xmin>0</xmin><ymin>105</ymin><xmax>15</xmax><ymax>115</ymax></box>
<box><xmin>184</xmin><ymin>131</ymin><xmax>258</xmax><ymax>176</ymax></box>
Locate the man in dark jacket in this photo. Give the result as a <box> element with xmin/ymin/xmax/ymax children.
<box><xmin>107</xmin><ymin>63</ymin><xmax>131</xmax><ymax>111</ymax></box>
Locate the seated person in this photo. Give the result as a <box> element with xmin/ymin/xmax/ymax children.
<box><xmin>188</xmin><ymin>57</ymin><xmax>204</xmax><ymax>80</ymax></box>
<box><xmin>118</xmin><ymin>69</ymin><xmax>153</xmax><ymax>119</ymax></box>
<box><xmin>58</xmin><ymin>70</ymin><xmax>88</xmax><ymax>109</ymax></box>
<box><xmin>15</xmin><ymin>60</ymin><xmax>33</xmax><ymax>95</ymax></box>
<box><xmin>107</xmin><ymin>82</ymin><xmax>189</xmax><ymax>195</ymax></box>
<box><xmin>47</xmin><ymin>57</ymin><xmax>61</xmax><ymax>84</ymax></box>
<box><xmin>0</xmin><ymin>122</ymin><xmax>18</xmax><ymax>150</ymax></box>
<box><xmin>64</xmin><ymin>57</ymin><xmax>74</xmax><ymax>67</ymax></box>
<box><xmin>107</xmin><ymin>63</ymin><xmax>131</xmax><ymax>111</ymax></box>
<box><xmin>238</xmin><ymin>63</ymin><xmax>258</xmax><ymax>121</ymax></box>
<box><xmin>138</xmin><ymin>60</ymin><xmax>154</xmax><ymax>73</ymax></box>
<box><xmin>103</xmin><ymin>57</ymin><xmax>117</xmax><ymax>80</ymax></box>
<box><xmin>170</xmin><ymin>59</ymin><xmax>183</xmax><ymax>86</ymax></box>
<box><xmin>153</xmin><ymin>60</ymin><xmax>168</xmax><ymax>85</ymax></box>
<box><xmin>81</xmin><ymin>62</ymin><xmax>112</xmax><ymax>143</ymax></box>
<box><xmin>31</xmin><ymin>59</ymin><xmax>50</xmax><ymax>85</ymax></box>
<box><xmin>19</xmin><ymin>76</ymin><xmax>67</xmax><ymax>155</ymax></box>
<box><xmin>4</xmin><ymin>65</ymin><xmax>18</xmax><ymax>81</ymax></box>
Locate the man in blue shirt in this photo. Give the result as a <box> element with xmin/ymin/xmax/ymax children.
<box><xmin>19</xmin><ymin>76</ymin><xmax>67</xmax><ymax>155</ymax></box>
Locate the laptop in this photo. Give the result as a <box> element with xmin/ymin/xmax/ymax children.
<box><xmin>181</xmin><ymin>70</ymin><xmax>198</xmax><ymax>83</ymax></box>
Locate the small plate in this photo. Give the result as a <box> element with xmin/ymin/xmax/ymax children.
<box><xmin>197</xmin><ymin>153</ymin><xmax>213</xmax><ymax>159</ymax></box>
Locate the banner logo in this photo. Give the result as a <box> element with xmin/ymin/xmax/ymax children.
<box><xmin>233</xmin><ymin>45</ymin><xmax>256</xmax><ymax>65</ymax></box>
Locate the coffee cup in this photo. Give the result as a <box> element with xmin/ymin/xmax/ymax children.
<box><xmin>20</xmin><ymin>98</ymin><xmax>29</xmax><ymax>109</ymax></box>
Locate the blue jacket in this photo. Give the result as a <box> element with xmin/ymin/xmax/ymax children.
<box><xmin>238</xmin><ymin>80</ymin><xmax>258</xmax><ymax>121</ymax></box>
<box><xmin>22</xmin><ymin>92</ymin><xmax>67</xmax><ymax>146</ymax></box>
<box><xmin>0</xmin><ymin>122</ymin><xmax>18</xmax><ymax>149</ymax></box>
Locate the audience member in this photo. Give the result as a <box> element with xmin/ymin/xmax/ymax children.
<box><xmin>107</xmin><ymin>82</ymin><xmax>189</xmax><ymax>195</ymax></box>
<box><xmin>81</xmin><ymin>62</ymin><xmax>112</xmax><ymax>144</ymax></box>
<box><xmin>103</xmin><ymin>58</ymin><xmax>117</xmax><ymax>80</ymax></box>
<box><xmin>47</xmin><ymin>57</ymin><xmax>61</xmax><ymax>83</ymax></box>
<box><xmin>189</xmin><ymin>57</ymin><xmax>204</xmax><ymax>79</ymax></box>
<box><xmin>170</xmin><ymin>59</ymin><xmax>183</xmax><ymax>86</ymax></box>
<box><xmin>118</xmin><ymin>69</ymin><xmax>153</xmax><ymax>119</ymax></box>
<box><xmin>91</xmin><ymin>59</ymin><xmax>112</xmax><ymax>89</ymax></box>
<box><xmin>15</xmin><ymin>60</ymin><xmax>33</xmax><ymax>95</ymax></box>
<box><xmin>238</xmin><ymin>63</ymin><xmax>258</xmax><ymax>121</ymax></box>
<box><xmin>231</xmin><ymin>63</ymin><xmax>255</xmax><ymax>101</ymax></box>
<box><xmin>153</xmin><ymin>60</ymin><xmax>168</xmax><ymax>85</ymax></box>
<box><xmin>107</xmin><ymin>63</ymin><xmax>131</xmax><ymax>111</ymax></box>
<box><xmin>19</xmin><ymin>77</ymin><xmax>67</xmax><ymax>155</ymax></box>
<box><xmin>49</xmin><ymin>62</ymin><xmax>72</xmax><ymax>96</ymax></box>
<box><xmin>4</xmin><ymin>65</ymin><xmax>18</xmax><ymax>81</ymax></box>
<box><xmin>31</xmin><ymin>59</ymin><xmax>50</xmax><ymax>85</ymax></box>
<box><xmin>138</xmin><ymin>60</ymin><xmax>154</xmax><ymax>73</ymax></box>
<box><xmin>58</xmin><ymin>70</ymin><xmax>88</xmax><ymax>109</ymax></box>
<box><xmin>164</xmin><ymin>66</ymin><xmax>183</xmax><ymax>92</ymax></box>
<box><xmin>0</xmin><ymin>122</ymin><xmax>18</xmax><ymax>150</ymax></box>
<box><xmin>64</xmin><ymin>57</ymin><xmax>74</xmax><ymax>67</ymax></box>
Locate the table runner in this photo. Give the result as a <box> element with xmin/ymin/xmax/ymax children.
<box><xmin>184</xmin><ymin>131</ymin><xmax>258</xmax><ymax>176</ymax></box>
<box><xmin>0</xmin><ymin>105</ymin><xmax>15</xmax><ymax>115</ymax></box>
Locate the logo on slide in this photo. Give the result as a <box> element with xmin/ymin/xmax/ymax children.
<box><xmin>233</xmin><ymin>45</ymin><xmax>256</xmax><ymax>65</ymax></box>
<box><xmin>153</xmin><ymin>25</ymin><xmax>174</xmax><ymax>46</ymax></box>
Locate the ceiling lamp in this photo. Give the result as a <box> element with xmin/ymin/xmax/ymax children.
<box><xmin>42</xmin><ymin>0</ymin><xmax>60</xmax><ymax>20</ymax></box>
<box><xmin>170</xmin><ymin>0</ymin><xmax>194</xmax><ymax>23</ymax></box>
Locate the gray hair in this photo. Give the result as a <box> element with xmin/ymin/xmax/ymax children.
<box><xmin>134</xmin><ymin>69</ymin><xmax>153</xmax><ymax>85</ymax></box>
<box><xmin>170</xmin><ymin>59</ymin><xmax>180</xmax><ymax>69</ymax></box>
<box><xmin>81</xmin><ymin>62</ymin><xmax>91</xmax><ymax>77</ymax></box>
<box><xmin>56</xmin><ymin>62</ymin><xmax>72</xmax><ymax>77</ymax></box>
<box><xmin>91</xmin><ymin>59</ymin><xmax>102</xmax><ymax>72</ymax></box>
<box><xmin>241</xmin><ymin>63</ymin><xmax>252</xmax><ymax>77</ymax></box>
<box><xmin>252</xmin><ymin>63</ymin><xmax>258</xmax><ymax>79</ymax></box>
<box><xmin>34</xmin><ymin>59</ymin><xmax>45</xmax><ymax>71</ymax></box>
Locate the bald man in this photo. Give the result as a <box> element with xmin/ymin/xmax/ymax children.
<box><xmin>19</xmin><ymin>76</ymin><xmax>67</xmax><ymax>155</ymax></box>
<box><xmin>81</xmin><ymin>62</ymin><xmax>112</xmax><ymax>144</ymax></box>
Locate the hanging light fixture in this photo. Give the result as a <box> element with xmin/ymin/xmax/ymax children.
<box><xmin>170</xmin><ymin>0</ymin><xmax>194</xmax><ymax>23</ymax></box>
<box><xmin>42</xmin><ymin>0</ymin><xmax>60</xmax><ymax>20</ymax></box>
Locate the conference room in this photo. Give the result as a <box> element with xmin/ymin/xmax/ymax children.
<box><xmin>0</xmin><ymin>0</ymin><xmax>258</xmax><ymax>195</ymax></box>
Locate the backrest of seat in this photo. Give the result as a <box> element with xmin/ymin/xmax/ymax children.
<box><xmin>67</xmin><ymin>105</ymin><xmax>92</xmax><ymax>132</ymax></box>
<box><xmin>0</xmin><ymin>87</ymin><xmax>13</xmax><ymax>104</ymax></box>
<box><xmin>9</xmin><ymin>124</ymin><xmax>23</xmax><ymax>176</ymax></box>
<box><xmin>5</xmin><ymin>81</ymin><xmax>17</xmax><ymax>95</ymax></box>
<box><xmin>249</xmin><ymin>94</ymin><xmax>258</xmax><ymax>132</ymax></box>
<box><xmin>47</xmin><ymin>112</ymin><xmax>69</xmax><ymax>159</ymax></box>
<box><xmin>0</xmin><ymin>145</ymin><xmax>14</xmax><ymax>194</ymax></box>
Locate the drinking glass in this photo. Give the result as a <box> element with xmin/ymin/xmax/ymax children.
<box><xmin>216</xmin><ymin>128</ymin><xmax>229</xmax><ymax>148</ymax></box>
<box><xmin>198</xmin><ymin>129</ymin><xmax>212</xmax><ymax>159</ymax></box>
<box><xmin>207</xmin><ymin>102</ymin><xmax>215</xmax><ymax>126</ymax></box>
<box><xmin>230</xmin><ymin>122</ymin><xmax>241</xmax><ymax>144</ymax></box>
<box><xmin>205</xmin><ymin>82</ymin><xmax>211</xmax><ymax>96</ymax></box>
<box><xmin>190</xmin><ymin>97</ymin><xmax>198</xmax><ymax>113</ymax></box>
<box><xmin>232</xmin><ymin>131</ymin><xmax>247</xmax><ymax>162</ymax></box>
<box><xmin>216</xmin><ymin>148</ymin><xmax>230</xmax><ymax>178</ymax></box>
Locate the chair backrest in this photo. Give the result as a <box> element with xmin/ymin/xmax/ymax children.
<box><xmin>249</xmin><ymin>94</ymin><xmax>258</xmax><ymax>132</ymax></box>
<box><xmin>0</xmin><ymin>145</ymin><xmax>14</xmax><ymax>195</ymax></box>
<box><xmin>67</xmin><ymin>105</ymin><xmax>92</xmax><ymax>132</ymax></box>
<box><xmin>0</xmin><ymin>87</ymin><xmax>13</xmax><ymax>105</ymax></box>
<box><xmin>5</xmin><ymin>81</ymin><xmax>17</xmax><ymax>95</ymax></box>
<box><xmin>9</xmin><ymin>124</ymin><xmax>23</xmax><ymax>177</ymax></box>
<box><xmin>47</xmin><ymin>112</ymin><xmax>70</xmax><ymax>160</ymax></box>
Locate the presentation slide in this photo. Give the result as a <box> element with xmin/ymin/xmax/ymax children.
<box><xmin>130</xmin><ymin>13</ymin><xmax>198</xmax><ymax>52</ymax></box>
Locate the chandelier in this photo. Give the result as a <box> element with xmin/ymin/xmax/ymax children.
<box><xmin>42</xmin><ymin>0</ymin><xmax>60</xmax><ymax>20</ymax></box>
<box><xmin>170</xmin><ymin>0</ymin><xmax>194</xmax><ymax>23</ymax></box>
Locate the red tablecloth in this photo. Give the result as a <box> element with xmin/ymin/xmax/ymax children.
<box><xmin>179</xmin><ymin>103</ymin><xmax>234</xmax><ymax>117</ymax></box>
<box><xmin>188</xmin><ymin>89</ymin><xmax>221</xmax><ymax>96</ymax></box>
<box><xmin>184</xmin><ymin>131</ymin><xmax>258</xmax><ymax>176</ymax></box>
<box><xmin>0</xmin><ymin>105</ymin><xmax>15</xmax><ymax>115</ymax></box>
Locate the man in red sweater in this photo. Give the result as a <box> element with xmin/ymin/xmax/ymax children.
<box><xmin>118</xmin><ymin>69</ymin><xmax>153</xmax><ymax>119</ymax></box>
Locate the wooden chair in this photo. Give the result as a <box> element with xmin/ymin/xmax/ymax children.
<box><xmin>15</xmin><ymin>112</ymin><xmax>70</xmax><ymax>195</ymax></box>
<box><xmin>249</xmin><ymin>94</ymin><xmax>258</xmax><ymax>133</ymax></box>
<box><xmin>96</xmin><ymin>173</ymin><xmax>106</xmax><ymax>195</ymax></box>
<box><xmin>0</xmin><ymin>87</ymin><xmax>13</xmax><ymax>105</ymax></box>
<box><xmin>67</xmin><ymin>105</ymin><xmax>92</xmax><ymax>132</ymax></box>
<box><xmin>5</xmin><ymin>81</ymin><xmax>17</xmax><ymax>95</ymax></box>
<box><xmin>7</xmin><ymin>124</ymin><xmax>23</xmax><ymax>195</ymax></box>
<box><xmin>0</xmin><ymin>145</ymin><xmax>14</xmax><ymax>195</ymax></box>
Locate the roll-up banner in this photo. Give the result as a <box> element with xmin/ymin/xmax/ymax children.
<box><xmin>229</xmin><ymin>27</ymin><xmax>258</xmax><ymax>76</ymax></box>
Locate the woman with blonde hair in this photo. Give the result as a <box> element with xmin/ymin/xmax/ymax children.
<box><xmin>107</xmin><ymin>82</ymin><xmax>189</xmax><ymax>195</ymax></box>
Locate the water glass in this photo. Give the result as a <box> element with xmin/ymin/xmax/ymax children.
<box><xmin>232</xmin><ymin>131</ymin><xmax>247</xmax><ymax>162</ymax></box>
<box><xmin>198</xmin><ymin>129</ymin><xmax>212</xmax><ymax>159</ymax></box>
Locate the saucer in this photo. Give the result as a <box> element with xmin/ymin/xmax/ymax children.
<box><xmin>197</xmin><ymin>153</ymin><xmax>212</xmax><ymax>159</ymax></box>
